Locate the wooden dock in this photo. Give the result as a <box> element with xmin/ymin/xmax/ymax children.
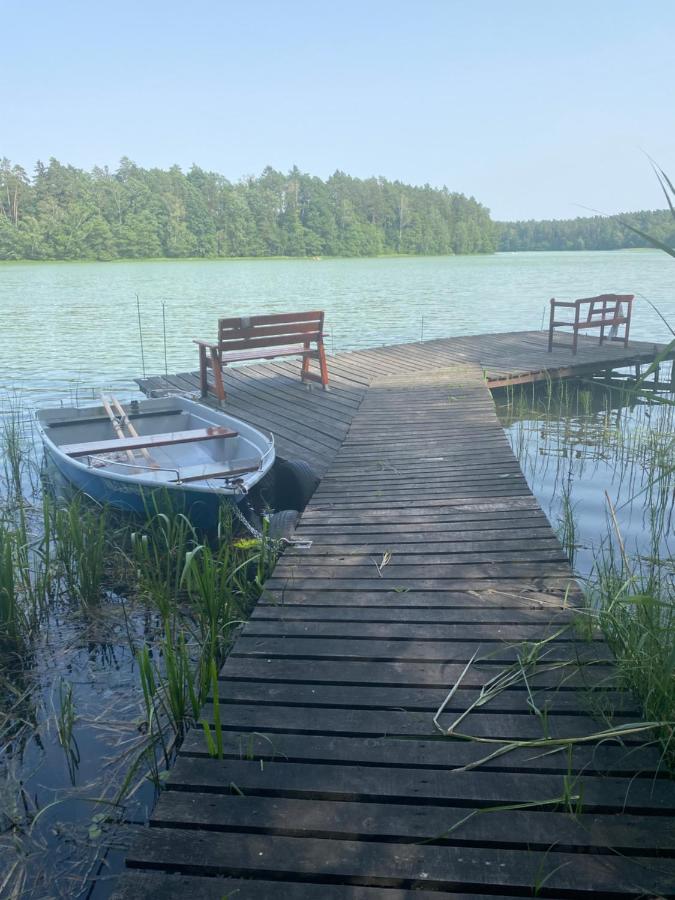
<box><xmin>116</xmin><ymin>332</ymin><xmax>675</xmax><ymax>899</ymax></box>
<box><xmin>137</xmin><ymin>329</ymin><xmax>671</xmax><ymax>475</ymax></box>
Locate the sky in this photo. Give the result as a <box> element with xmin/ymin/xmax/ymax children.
<box><xmin>4</xmin><ymin>0</ymin><xmax>675</xmax><ymax>221</ymax></box>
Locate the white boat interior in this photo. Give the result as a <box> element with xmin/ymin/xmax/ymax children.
<box><xmin>37</xmin><ymin>397</ymin><xmax>274</xmax><ymax>488</ymax></box>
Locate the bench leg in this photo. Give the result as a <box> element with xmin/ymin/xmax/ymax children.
<box><xmin>210</xmin><ymin>348</ymin><xmax>226</xmax><ymax>402</ymax></box>
<box><xmin>572</xmin><ymin>328</ymin><xmax>578</xmax><ymax>355</ymax></box>
<box><xmin>198</xmin><ymin>345</ymin><xmax>209</xmax><ymax>397</ymax></box>
<box><xmin>300</xmin><ymin>341</ymin><xmax>311</xmax><ymax>383</ymax></box>
<box><xmin>318</xmin><ymin>340</ymin><xmax>329</xmax><ymax>389</ymax></box>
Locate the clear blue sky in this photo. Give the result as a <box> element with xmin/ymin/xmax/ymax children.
<box><xmin>5</xmin><ymin>0</ymin><xmax>674</xmax><ymax>220</ymax></box>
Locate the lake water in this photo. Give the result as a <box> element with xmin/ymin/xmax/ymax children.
<box><xmin>1</xmin><ymin>250</ymin><xmax>674</xmax><ymax>405</ymax></box>
<box><xmin>1</xmin><ymin>251</ymin><xmax>674</xmax><ymax>897</ymax></box>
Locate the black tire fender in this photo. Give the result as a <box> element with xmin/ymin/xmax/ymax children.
<box><xmin>274</xmin><ymin>458</ymin><xmax>319</xmax><ymax>511</ymax></box>
<box><xmin>267</xmin><ymin>509</ymin><xmax>301</xmax><ymax>540</ymax></box>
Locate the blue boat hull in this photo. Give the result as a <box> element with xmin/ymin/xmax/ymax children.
<box><xmin>44</xmin><ymin>448</ymin><xmax>243</xmax><ymax>531</ymax></box>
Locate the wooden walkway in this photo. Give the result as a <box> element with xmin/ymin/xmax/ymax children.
<box><xmin>137</xmin><ymin>329</ymin><xmax>671</xmax><ymax>476</ymax></box>
<box><xmin>115</xmin><ymin>340</ymin><xmax>675</xmax><ymax>899</ymax></box>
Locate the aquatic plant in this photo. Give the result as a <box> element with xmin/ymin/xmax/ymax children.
<box><xmin>54</xmin><ymin>497</ymin><xmax>107</xmax><ymax>607</ymax></box>
<box><xmin>590</xmin><ymin>518</ymin><xmax>675</xmax><ymax>763</ymax></box>
<box><xmin>54</xmin><ymin>679</ymin><xmax>80</xmax><ymax>785</ymax></box>
<box><xmin>498</xmin><ymin>375</ymin><xmax>675</xmax><ymax>764</ymax></box>
<box><xmin>556</xmin><ymin>474</ymin><xmax>577</xmax><ymax>566</ymax></box>
<box><xmin>130</xmin><ymin>507</ymin><xmax>196</xmax><ymax>617</ymax></box>
<box><xmin>0</xmin><ymin>524</ymin><xmax>22</xmax><ymax>650</ymax></box>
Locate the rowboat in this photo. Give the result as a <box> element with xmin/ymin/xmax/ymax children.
<box><xmin>37</xmin><ymin>396</ymin><xmax>275</xmax><ymax>528</ymax></box>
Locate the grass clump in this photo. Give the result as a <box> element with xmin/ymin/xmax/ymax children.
<box><xmin>590</xmin><ymin>536</ymin><xmax>675</xmax><ymax>764</ymax></box>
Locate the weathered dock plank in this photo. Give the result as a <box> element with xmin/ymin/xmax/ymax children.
<box><xmin>119</xmin><ymin>337</ymin><xmax>675</xmax><ymax>899</ymax></box>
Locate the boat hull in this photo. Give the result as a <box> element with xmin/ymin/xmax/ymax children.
<box><xmin>43</xmin><ymin>445</ymin><xmax>247</xmax><ymax>529</ymax></box>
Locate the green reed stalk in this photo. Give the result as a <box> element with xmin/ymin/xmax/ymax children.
<box><xmin>54</xmin><ymin>499</ymin><xmax>107</xmax><ymax>607</ymax></box>
<box><xmin>55</xmin><ymin>679</ymin><xmax>80</xmax><ymax>784</ymax></box>
<box><xmin>0</xmin><ymin>524</ymin><xmax>23</xmax><ymax>648</ymax></box>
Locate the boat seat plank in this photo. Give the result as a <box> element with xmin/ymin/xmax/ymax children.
<box><xmin>170</xmin><ymin>459</ymin><xmax>261</xmax><ymax>483</ymax></box>
<box><xmin>43</xmin><ymin>408</ymin><xmax>185</xmax><ymax>429</ymax></box>
<box><xmin>61</xmin><ymin>426</ymin><xmax>238</xmax><ymax>458</ymax></box>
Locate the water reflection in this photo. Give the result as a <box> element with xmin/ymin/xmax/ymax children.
<box><xmin>495</xmin><ymin>377</ymin><xmax>675</xmax><ymax>578</ymax></box>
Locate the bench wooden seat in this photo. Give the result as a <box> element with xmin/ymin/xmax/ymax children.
<box><xmin>195</xmin><ymin>311</ymin><xmax>329</xmax><ymax>401</ymax></box>
<box><xmin>548</xmin><ymin>294</ymin><xmax>634</xmax><ymax>354</ymax></box>
<box><xmin>61</xmin><ymin>427</ymin><xmax>237</xmax><ymax>458</ymax></box>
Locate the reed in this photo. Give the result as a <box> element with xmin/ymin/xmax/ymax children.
<box><xmin>54</xmin><ymin>497</ymin><xmax>107</xmax><ymax>607</ymax></box>
<box><xmin>590</xmin><ymin>530</ymin><xmax>675</xmax><ymax>763</ymax></box>
<box><xmin>0</xmin><ymin>523</ymin><xmax>22</xmax><ymax>650</ymax></box>
<box><xmin>556</xmin><ymin>474</ymin><xmax>577</xmax><ymax>567</ymax></box>
<box><xmin>498</xmin><ymin>374</ymin><xmax>675</xmax><ymax>765</ymax></box>
<box><xmin>130</xmin><ymin>506</ymin><xmax>196</xmax><ymax>617</ymax></box>
<box><xmin>54</xmin><ymin>678</ymin><xmax>80</xmax><ymax>784</ymax></box>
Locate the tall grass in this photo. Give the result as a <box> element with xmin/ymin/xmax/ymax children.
<box><xmin>54</xmin><ymin>498</ymin><xmax>107</xmax><ymax>607</ymax></box>
<box><xmin>590</xmin><ymin>521</ymin><xmax>675</xmax><ymax>763</ymax></box>
<box><xmin>0</xmin><ymin>524</ymin><xmax>22</xmax><ymax>651</ymax></box>
<box><xmin>130</xmin><ymin>505</ymin><xmax>270</xmax><ymax>763</ymax></box>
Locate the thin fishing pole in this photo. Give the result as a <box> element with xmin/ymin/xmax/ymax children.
<box><xmin>136</xmin><ymin>294</ymin><xmax>146</xmax><ymax>378</ymax></box>
<box><xmin>162</xmin><ymin>301</ymin><xmax>168</xmax><ymax>376</ymax></box>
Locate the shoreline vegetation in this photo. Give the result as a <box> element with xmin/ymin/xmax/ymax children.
<box><xmin>2</xmin><ymin>158</ymin><xmax>674</xmax><ymax>262</ymax></box>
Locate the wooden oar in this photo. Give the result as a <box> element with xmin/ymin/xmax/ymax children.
<box><xmin>109</xmin><ymin>395</ymin><xmax>158</xmax><ymax>468</ymax></box>
<box><xmin>100</xmin><ymin>395</ymin><xmax>136</xmax><ymax>463</ymax></box>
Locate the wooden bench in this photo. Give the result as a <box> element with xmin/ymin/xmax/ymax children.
<box><xmin>194</xmin><ymin>311</ymin><xmax>329</xmax><ymax>401</ymax></box>
<box><xmin>548</xmin><ymin>294</ymin><xmax>634</xmax><ymax>354</ymax></box>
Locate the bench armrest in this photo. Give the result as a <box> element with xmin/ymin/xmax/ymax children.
<box><xmin>193</xmin><ymin>339</ymin><xmax>220</xmax><ymax>349</ymax></box>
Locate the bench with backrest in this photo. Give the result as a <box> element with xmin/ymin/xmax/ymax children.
<box><xmin>195</xmin><ymin>311</ymin><xmax>329</xmax><ymax>401</ymax></box>
<box><xmin>548</xmin><ymin>294</ymin><xmax>634</xmax><ymax>354</ymax></box>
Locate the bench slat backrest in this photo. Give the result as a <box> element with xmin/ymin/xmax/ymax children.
<box><xmin>218</xmin><ymin>311</ymin><xmax>325</xmax><ymax>353</ymax></box>
<box><xmin>574</xmin><ymin>294</ymin><xmax>634</xmax><ymax>324</ymax></box>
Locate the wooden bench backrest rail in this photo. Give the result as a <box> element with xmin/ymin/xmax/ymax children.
<box><xmin>62</xmin><ymin>427</ymin><xmax>238</xmax><ymax>458</ymax></box>
<box><xmin>197</xmin><ymin>310</ymin><xmax>330</xmax><ymax>401</ymax></box>
<box><xmin>217</xmin><ymin>312</ymin><xmax>324</xmax><ymax>352</ymax></box>
<box><xmin>575</xmin><ymin>294</ymin><xmax>633</xmax><ymax>325</ymax></box>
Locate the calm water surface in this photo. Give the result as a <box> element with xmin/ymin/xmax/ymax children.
<box><xmin>1</xmin><ymin>250</ymin><xmax>674</xmax><ymax>404</ymax></box>
<box><xmin>1</xmin><ymin>251</ymin><xmax>674</xmax><ymax>898</ymax></box>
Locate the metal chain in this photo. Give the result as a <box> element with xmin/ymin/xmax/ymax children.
<box><xmin>230</xmin><ymin>491</ymin><xmax>266</xmax><ymax>540</ymax></box>
<box><xmin>230</xmin><ymin>494</ymin><xmax>312</xmax><ymax>549</ymax></box>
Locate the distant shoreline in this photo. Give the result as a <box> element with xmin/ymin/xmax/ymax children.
<box><xmin>0</xmin><ymin>247</ymin><xmax>658</xmax><ymax>267</ymax></box>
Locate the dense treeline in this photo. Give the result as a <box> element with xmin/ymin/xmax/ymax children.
<box><xmin>498</xmin><ymin>210</ymin><xmax>675</xmax><ymax>252</ymax></box>
<box><xmin>0</xmin><ymin>158</ymin><xmax>497</xmax><ymax>260</ymax></box>
<box><xmin>2</xmin><ymin>158</ymin><xmax>672</xmax><ymax>261</ymax></box>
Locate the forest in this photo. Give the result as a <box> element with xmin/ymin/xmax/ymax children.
<box><xmin>1</xmin><ymin>157</ymin><xmax>673</xmax><ymax>261</ymax></box>
<box><xmin>498</xmin><ymin>209</ymin><xmax>675</xmax><ymax>252</ymax></box>
<box><xmin>0</xmin><ymin>158</ymin><xmax>496</xmax><ymax>260</ymax></box>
